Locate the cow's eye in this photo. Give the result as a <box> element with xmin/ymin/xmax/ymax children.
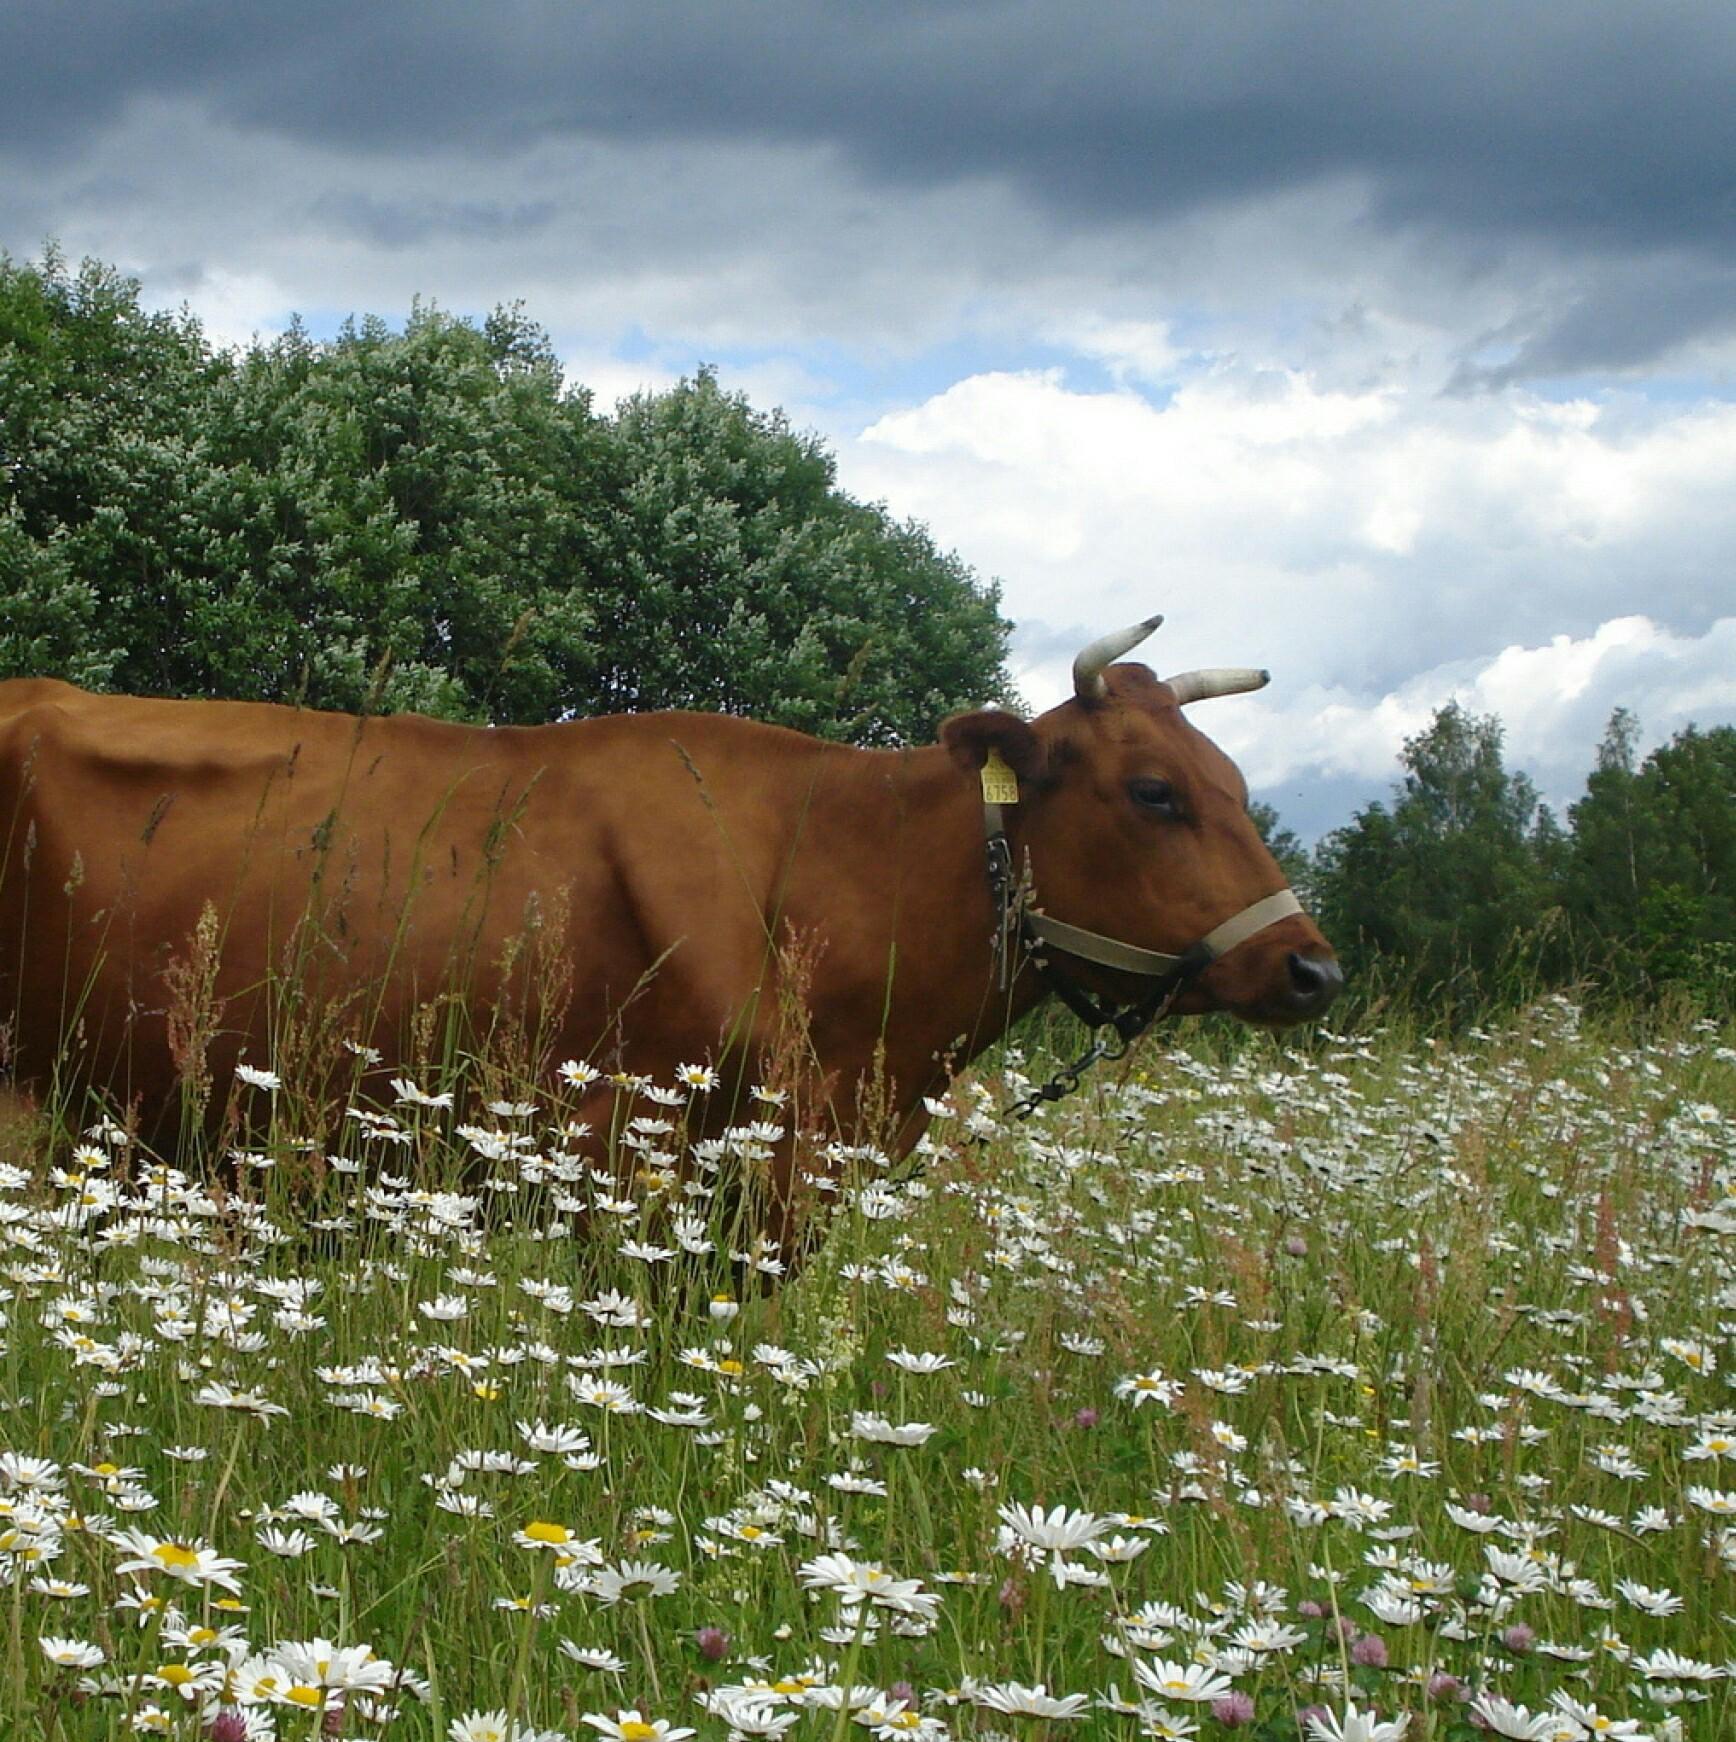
<box><xmin>1128</xmin><ymin>777</ymin><xmax>1179</xmax><ymax>816</ymax></box>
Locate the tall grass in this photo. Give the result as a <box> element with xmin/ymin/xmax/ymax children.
<box><xmin>0</xmin><ymin>975</ymin><xmax>1731</xmax><ymax>1740</ymax></box>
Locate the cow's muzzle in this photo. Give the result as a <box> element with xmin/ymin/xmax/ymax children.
<box><xmin>1284</xmin><ymin>950</ymin><xmax>1343</xmax><ymax>1016</ymax></box>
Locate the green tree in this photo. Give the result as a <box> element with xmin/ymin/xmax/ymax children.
<box><xmin>1313</xmin><ymin>702</ymin><xmax>1557</xmax><ymax>1013</ymax></box>
<box><xmin>599</xmin><ymin>369</ymin><xmax>1012</xmax><ymax>742</ymax></box>
<box><xmin>1249</xmin><ymin>799</ymin><xmax>1311</xmax><ymax>904</ymax></box>
<box><xmin>0</xmin><ymin>251</ymin><xmax>1012</xmax><ymax>739</ymax></box>
<box><xmin>1565</xmin><ymin>713</ymin><xmax>1736</xmax><ymax>1005</ymax></box>
<box><xmin>0</xmin><ymin>245</ymin><xmax>216</xmax><ymax>690</ymax></box>
<box><xmin>162</xmin><ymin>302</ymin><xmax>613</xmax><ymax>720</ymax></box>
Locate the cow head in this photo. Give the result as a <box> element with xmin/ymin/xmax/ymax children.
<box><xmin>942</xmin><ymin>615</ymin><xmax>1341</xmax><ymax>1027</ymax></box>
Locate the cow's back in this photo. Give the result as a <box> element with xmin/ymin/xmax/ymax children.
<box><xmin>0</xmin><ymin>682</ymin><xmax>849</xmax><ymax>1135</ymax></box>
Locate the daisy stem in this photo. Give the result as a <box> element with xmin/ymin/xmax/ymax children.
<box><xmin>1320</xmin><ymin>1532</ymin><xmax>1352</xmax><ymax>1696</ymax></box>
<box><xmin>635</xmin><ymin>1597</ymin><xmax>663</xmax><ymax>1705</ymax></box>
<box><xmin>829</xmin><ymin>1603</ymin><xmax>870</xmax><ymax>1742</ymax></box>
<box><xmin>507</xmin><ymin>1552</ymin><xmax>552</xmax><ymax>1735</ymax></box>
<box><xmin>1031</xmin><ymin>1561</ymin><xmax>1051</xmax><ymax>1686</ymax></box>
<box><xmin>7</xmin><ymin>1562</ymin><xmax>23</xmax><ymax>1713</ymax></box>
<box><xmin>120</xmin><ymin>1597</ymin><xmax>169</xmax><ymax>1738</ymax></box>
<box><xmin>205</xmin><ymin>1418</ymin><xmax>248</xmax><ymax>1546</ymax></box>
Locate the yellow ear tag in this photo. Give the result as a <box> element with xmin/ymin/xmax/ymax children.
<box><xmin>980</xmin><ymin>747</ymin><xmax>1020</xmax><ymax>805</ymax></box>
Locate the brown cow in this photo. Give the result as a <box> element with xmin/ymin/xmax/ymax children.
<box><xmin>0</xmin><ymin>617</ymin><xmax>1338</xmax><ymax>1219</ymax></box>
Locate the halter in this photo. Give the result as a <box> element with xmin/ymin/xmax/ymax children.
<box><xmin>980</xmin><ymin>766</ymin><xmax>1303</xmax><ymax>1117</ymax></box>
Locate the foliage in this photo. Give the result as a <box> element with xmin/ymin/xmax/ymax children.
<box><xmin>0</xmin><ymin>249</ymin><xmax>1011</xmax><ymax>736</ymax></box>
<box><xmin>1249</xmin><ymin>798</ymin><xmax>1311</xmax><ymax>904</ymax></box>
<box><xmin>1303</xmin><ymin>698</ymin><xmax>1736</xmax><ymax>1022</ymax></box>
<box><xmin>1312</xmin><ymin>703</ymin><xmax>1560</xmax><ymax>1017</ymax></box>
<box><xmin>1564</xmin><ymin>713</ymin><xmax>1736</xmax><ymax>1006</ymax></box>
<box><xmin>597</xmin><ymin>371</ymin><xmax>1011</xmax><ymax>743</ymax></box>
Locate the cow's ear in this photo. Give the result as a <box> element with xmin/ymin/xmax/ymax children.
<box><xmin>940</xmin><ymin>709</ymin><xmax>1045</xmax><ymax>784</ymax></box>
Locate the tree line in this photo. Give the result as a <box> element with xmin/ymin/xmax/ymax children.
<box><xmin>1259</xmin><ymin>702</ymin><xmax>1736</xmax><ymax>1019</ymax></box>
<box><xmin>3</xmin><ymin>250</ymin><xmax>1728</xmax><ymax>1019</ymax></box>
<box><xmin>0</xmin><ymin>248</ymin><xmax>1010</xmax><ymax>744</ymax></box>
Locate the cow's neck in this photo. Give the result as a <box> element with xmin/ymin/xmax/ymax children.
<box><xmin>796</xmin><ymin>744</ymin><xmax>1047</xmax><ymax>1143</ymax></box>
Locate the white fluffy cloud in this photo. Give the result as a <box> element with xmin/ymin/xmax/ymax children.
<box><xmin>1223</xmin><ymin>615</ymin><xmax>1736</xmax><ymax>801</ymax></box>
<box><xmin>839</xmin><ymin>358</ymin><xmax>1736</xmax><ymax>830</ymax></box>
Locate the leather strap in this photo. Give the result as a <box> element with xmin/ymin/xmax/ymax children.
<box><xmin>975</xmin><ymin>790</ymin><xmax>1307</xmax><ymax>1119</ymax></box>
<box><xmin>985</xmin><ymin>799</ymin><xmax>1303</xmax><ymax>980</ymax></box>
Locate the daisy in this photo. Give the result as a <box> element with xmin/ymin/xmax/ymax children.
<box><xmin>447</xmin><ymin>1713</ymin><xmax>548</xmax><ymax>1742</ymax></box>
<box><xmin>268</xmin><ymin>1637</ymin><xmax>398</xmax><ymax>1695</ymax></box>
<box><xmin>255</xmin><ymin>1527</ymin><xmax>316</xmax><ymax>1559</ymax></box>
<box><xmin>1467</xmin><ymin>1695</ymin><xmax>1558</xmax><ymax>1739</ymax></box>
<box><xmin>850</xmin><ymin>1412</ymin><xmax>936</xmax><ymax>1447</ymax></box>
<box><xmin>518</xmin><ymin>1420</ymin><xmax>591</xmax><ymax>1455</ymax></box>
<box><xmin>583</xmin><ymin>1560</ymin><xmax>682</xmax><ymax>1604</ymax></box>
<box><xmin>1547</xmin><ymin>1693</ymin><xmax>1649</xmax><ymax>1738</ymax></box>
<box><xmin>996</xmin><ymin>1501</ymin><xmax>1108</xmax><ymax>1553</ymax></box>
<box><xmin>1131</xmin><ymin>1660</ymin><xmax>1235</xmax><ymax>1705</ymax></box>
<box><xmin>797</xmin><ymin>1553</ymin><xmax>940</xmax><ymax>1620</ymax></box>
<box><xmin>884</xmin><ymin>1349</ymin><xmax>955</xmax><ymax>1374</ymax></box>
<box><xmin>1303</xmin><ymin>1705</ymin><xmax>1410</xmax><ymax>1742</ymax></box>
<box><xmin>971</xmin><ymin>1682</ymin><xmax>1090</xmax><ymax>1720</ymax></box>
<box><xmin>560</xmin><ymin>1641</ymin><xmax>629</xmax><ymax>1672</ymax></box>
<box><xmin>1685</xmin><ymin>1485</ymin><xmax>1736</xmax><ymax>1516</ymax></box>
<box><xmin>581</xmin><ymin>1710</ymin><xmax>696</xmax><ymax>1742</ymax></box>
<box><xmin>1115</xmin><ymin>1370</ymin><xmax>1183</xmax><ymax>1408</ymax></box>
<box><xmin>569</xmin><ymin>1374</ymin><xmax>641</xmax><ymax>1413</ymax></box>
<box><xmin>110</xmin><ymin>1529</ymin><xmax>246</xmax><ymax>1595</ymax></box>
<box><xmin>709</xmin><ymin>1698</ymin><xmax>801</xmax><ymax>1739</ymax></box>
<box><xmin>1614</xmin><ymin>1579</ymin><xmax>1682</xmax><ymax>1617</ymax></box>
<box><xmin>38</xmin><ymin>1636</ymin><xmax>106</xmax><ymax>1668</ymax></box>
<box><xmin>515</xmin><ymin>1520</ymin><xmax>584</xmax><ymax>1552</ymax></box>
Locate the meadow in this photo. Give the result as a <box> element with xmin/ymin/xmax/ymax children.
<box><xmin>3</xmin><ymin>994</ymin><xmax>1733</xmax><ymax>1742</ymax></box>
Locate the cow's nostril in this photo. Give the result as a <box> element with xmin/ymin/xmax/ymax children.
<box><xmin>1287</xmin><ymin>951</ymin><xmax>1344</xmax><ymax>1010</ymax></box>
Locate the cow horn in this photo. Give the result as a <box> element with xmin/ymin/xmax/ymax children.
<box><xmin>1162</xmin><ymin>667</ymin><xmax>1271</xmax><ymax>705</ymax></box>
<box><xmin>1072</xmin><ymin>613</ymin><xmax>1165</xmax><ymax>701</ymax></box>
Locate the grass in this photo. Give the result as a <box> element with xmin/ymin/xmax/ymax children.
<box><xmin>1</xmin><ymin>992</ymin><xmax>1732</xmax><ymax>1741</ymax></box>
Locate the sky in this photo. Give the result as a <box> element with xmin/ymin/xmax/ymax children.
<box><xmin>5</xmin><ymin>0</ymin><xmax>1734</xmax><ymax>838</ymax></box>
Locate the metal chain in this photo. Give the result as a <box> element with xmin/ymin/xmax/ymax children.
<box><xmin>1000</xmin><ymin>974</ymin><xmax>1189</xmax><ymax>1121</ymax></box>
<box><xmin>979</xmin><ymin>821</ymin><xmax>1200</xmax><ymax>1122</ymax></box>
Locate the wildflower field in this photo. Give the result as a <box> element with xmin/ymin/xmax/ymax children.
<box><xmin>4</xmin><ymin>996</ymin><xmax>1734</xmax><ymax>1742</ymax></box>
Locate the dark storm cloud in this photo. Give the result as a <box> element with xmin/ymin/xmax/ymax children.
<box><xmin>312</xmin><ymin>193</ymin><xmax>559</xmax><ymax>250</ymax></box>
<box><xmin>1448</xmin><ymin>260</ymin><xmax>1736</xmax><ymax>392</ymax></box>
<box><xmin>9</xmin><ymin>2</ymin><xmax>1736</xmax><ymax>269</ymax></box>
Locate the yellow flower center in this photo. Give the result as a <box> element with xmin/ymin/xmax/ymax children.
<box><xmin>717</xmin><ymin>1359</ymin><xmax>744</xmax><ymax>1376</ymax></box>
<box><xmin>524</xmin><ymin>1521</ymin><xmax>571</xmax><ymax>1545</ymax></box>
<box><xmin>739</xmin><ymin>1525</ymin><xmax>763</xmax><ymax>1540</ymax></box>
<box><xmin>286</xmin><ymin>1685</ymin><xmax>323</xmax><ymax>1707</ymax></box>
<box><xmin>152</xmin><ymin>1543</ymin><xmax>200</xmax><ymax>1570</ymax></box>
<box><xmin>620</xmin><ymin>1724</ymin><xmax>658</xmax><ymax>1742</ymax></box>
<box><xmin>157</xmin><ymin>1664</ymin><xmax>194</xmax><ymax>1686</ymax></box>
